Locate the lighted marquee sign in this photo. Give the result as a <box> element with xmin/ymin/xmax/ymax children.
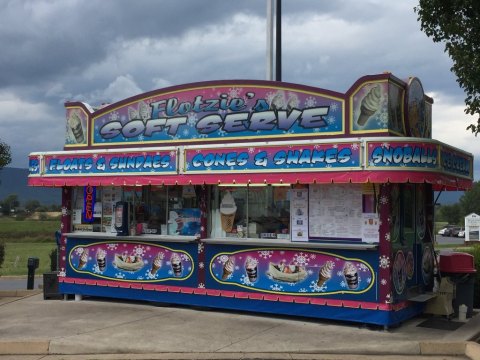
<box><xmin>83</xmin><ymin>186</ymin><xmax>96</xmax><ymax>223</ymax></box>
<box><xmin>92</xmin><ymin>83</ymin><xmax>345</xmax><ymax>146</ymax></box>
<box><xmin>366</xmin><ymin>141</ymin><xmax>438</xmax><ymax>169</ymax></box>
<box><xmin>42</xmin><ymin>150</ymin><xmax>177</xmax><ymax>176</ymax></box>
<box><xmin>184</xmin><ymin>142</ymin><xmax>361</xmax><ymax>173</ymax></box>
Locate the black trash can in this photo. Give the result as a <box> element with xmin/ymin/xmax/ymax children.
<box><xmin>439</xmin><ymin>252</ymin><xmax>477</xmax><ymax>318</ymax></box>
<box><xmin>450</xmin><ymin>273</ymin><xmax>476</xmax><ymax>318</ymax></box>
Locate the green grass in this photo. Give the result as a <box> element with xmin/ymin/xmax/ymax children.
<box><xmin>0</xmin><ymin>217</ymin><xmax>60</xmax><ymax>243</ymax></box>
<box><xmin>1</xmin><ymin>242</ymin><xmax>56</xmax><ymax>276</ymax></box>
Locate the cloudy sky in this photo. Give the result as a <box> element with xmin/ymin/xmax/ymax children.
<box><xmin>1</xmin><ymin>0</ymin><xmax>478</xmax><ymax>180</ymax></box>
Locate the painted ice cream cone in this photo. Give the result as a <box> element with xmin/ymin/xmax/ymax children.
<box><xmin>220</xmin><ymin>191</ymin><xmax>237</xmax><ymax>232</ymax></box>
<box><xmin>170</xmin><ymin>253</ymin><xmax>182</xmax><ymax>277</ymax></box>
<box><xmin>78</xmin><ymin>249</ymin><xmax>88</xmax><ymax>269</ymax></box>
<box><xmin>222</xmin><ymin>256</ymin><xmax>235</xmax><ymax>280</ymax></box>
<box><xmin>96</xmin><ymin>249</ymin><xmax>106</xmax><ymax>272</ymax></box>
<box><xmin>317</xmin><ymin>260</ymin><xmax>334</xmax><ymax>287</ymax></box>
<box><xmin>245</xmin><ymin>256</ymin><xmax>258</xmax><ymax>282</ymax></box>
<box><xmin>68</xmin><ymin>111</ymin><xmax>85</xmax><ymax>143</ymax></box>
<box><xmin>357</xmin><ymin>85</ymin><xmax>382</xmax><ymax>126</ymax></box>
<box><xmin>150</xmin><ymin>252</ymin><xmax>164</xmax><ymax>276</ymax></box>
<box><xmin>343</xmin><ymin>262</ymin><xmax>359</xmax><ymax>289</ymax></box>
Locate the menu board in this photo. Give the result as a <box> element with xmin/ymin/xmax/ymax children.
<box><xmin>290</xmin><ymin>189</ymin><xmax>309</xmax><ymax>242</ymax></box>
<box><xmin>309</xmin><ymin>184</ymin><xmax>363</xmax><ymax>240</ymax></box>
<box><xmin>102</xmin><ymin>187</ymin><xmax>122</xmax><ymax>233</ymax></box>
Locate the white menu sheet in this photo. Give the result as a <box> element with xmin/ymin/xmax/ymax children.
<box><xmin>290</xmin><ymin>189</ymin><xmax>309</xmax><ymax>242</ymax></box>
<box><xmin>308</xmin><ymin>184</ymin><xmax>363</xmax><ymax>239</ymax></box>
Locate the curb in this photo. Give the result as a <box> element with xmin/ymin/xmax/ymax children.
<box><xmin>0</xmin><ymin>289</ymin><xmax>42</xmax><ymax>297</ymax></box>
<box><xmin>0</xmin><ymin>340</ymin><xmax>478</xmax><ymax>358</ymax></box>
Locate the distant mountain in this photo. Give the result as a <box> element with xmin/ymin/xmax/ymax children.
<box><xmin>0</xmin><ymin>167</ymin><xmax>60</xmax><ymax>205</ymax></box>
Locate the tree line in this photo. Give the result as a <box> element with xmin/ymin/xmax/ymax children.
<box><xmin>436</xmin><ymin>181</ymin><xmax>480</xmax><ymax>225</ymax></box>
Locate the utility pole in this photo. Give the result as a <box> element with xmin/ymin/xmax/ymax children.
<box><xmin>266</xmin><ymin>0</ymin><xmax>281</xmax><ymax>81</ymax></box>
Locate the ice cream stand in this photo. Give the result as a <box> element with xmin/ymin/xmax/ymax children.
<box><xmin>28</xmin><ymin>73</ymin><xmax>473</xmax><ymax>327</ymax></box>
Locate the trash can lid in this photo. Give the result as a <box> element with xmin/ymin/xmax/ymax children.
<box><xmin>439</xmin><ymin>252</ymin><xmax>477</xmax><ymax>274</ymax></box>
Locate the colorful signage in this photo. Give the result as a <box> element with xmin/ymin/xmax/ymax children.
<box><xmin>65</xmin><ymin>107</ymin><xmax>89</xmax><ymax>147</ymax></box>
<box><xmin>440</xmin><ymin>146</ymin><xmax>472</xmax><ymax>177</ymax></box>
<box><xmin>184</xmin><ymin>142</ymin><xmax>361</xmax><ymax>173</ymax></box>
<box><xmin>68</xmin><ymin>242</ymin><xmax>194</xmax><ymax>282</ymax></box>
<box><xmin>91</xmin><ymin>83</ymin><xmax>345</xmax><ymax>146</ymax></box>
<box><xmin>367</xmin><ymin>141</ymin><xmax>438</xmax><ymax>169</ymax></box>
<box><xmin>42</xmin><ymin>150</ymin><xmax>177</xmax><ymax>176</ymax></box>
<box><xmin>209</xmin><ymin>248</ymin><xmax>375</xmax><ymax>295</ymax></box>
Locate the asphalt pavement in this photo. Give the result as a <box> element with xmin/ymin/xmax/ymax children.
<box><xmin>0</xmin><ymin>279</ymin><xmax>479</xmax><ymax>360</ymax></box>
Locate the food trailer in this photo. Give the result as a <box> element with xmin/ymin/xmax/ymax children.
<box><xmin>28</xmin><ymin>73</ymin><xmax>473</xmax><ymax>327</ymax></box>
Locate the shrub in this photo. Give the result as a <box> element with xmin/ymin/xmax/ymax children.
<box><xmin>462</xmin><ymin>244</ymin><xmax>480</xmax><ymax>307</ymax></box>
<box><xmin>39</xmin><ymin>213</ymin><xmax>49</xmax><ymax>221</ymax></box>
<box><xmin>49</xmin><ymin>248</ymin><xmax>58</xmax><ymax>271</ymax></box>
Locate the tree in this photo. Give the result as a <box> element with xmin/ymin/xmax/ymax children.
<box><xmin>437</xmin><ymin>203</ymin><xmax>462</xmax><ymax>224</ymax></box>
<box><xmin>0</xmin><ymin>140</ymin><xmax>11</xmax><ymax>170</ymax></box>
<box><xmin>1</xmin><ymin>194</ymin><xmax>19</xmax><ymax>215</ymax></box>
<box><xmin>459</xmin><ymin>181</ymin><xmax>480</xmax><ymax>215</ymax></box>
<box><xmin>415</xmin><ymin>1</ymin><xmax>480</xmax><ymax>134</ymax></box>
<box><xmin>25</xmin><ymin>200</ymin><xmax>41</xmax><ymax>213</ymax></box>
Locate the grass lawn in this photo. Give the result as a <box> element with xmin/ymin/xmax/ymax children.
<box><xmin>1</xmin><ymin>242</ymin><xmax>56</xmax><ymax>276</ymax></box>
<box><xmin>0</xmin><ymin>217</ymin><xmax>60</xmax><ymax>242</ymax></box>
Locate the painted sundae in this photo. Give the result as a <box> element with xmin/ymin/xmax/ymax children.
<box><xmin>114</xmin><ymin>251</ymin><xmax>144</xmax><ymax>272</ymax></box>
<box><xmin>245</xmin><ymin>256</ymin><xmax>258</xmax><ymax>282</ymax></box>
<box><xmin>96</xmin><ymin>249</ymin><xmax>107</xmax><ymax>272</ymax></box>
<box><xmin>171</xmin><ymin>253</ymin><xmax>183</xmax><ymax>277</ymax></box>
<box><xmin>343</xmin><ymin>262</ymin><xmax>358</xmax><ymax>289</ymax></box>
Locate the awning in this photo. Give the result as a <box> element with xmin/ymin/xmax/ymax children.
<box><xmin>27</xmin><ymin>170</ymin><xmax>472</xmax><ymax>190</ymax></box>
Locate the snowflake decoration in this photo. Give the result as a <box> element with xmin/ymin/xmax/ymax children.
<box><xmin>270</xmin><ymin>284</ymin><xmax>284</xmax><ymax>292</ymax></box>
<box><xmin>198</xmin><ymin>262</ymin><xmax>205</xmax><ymax>270</ymax></box>
<box><xmin>379</xmin><ymin>255</ymin><xmax>390</xmax><ymax>269</ymax></box>
<box><xmin>379</xmin><ymin>195</ymin><xmax>389</xmax><ymax>205</ymax></box>
<box><xmin>292</xmin><ymin>252</ymin><xmax>310</xmax><ymax>267</ymax></box>
<box><xmin>257</xmin><ymin>250</ymin><xmax>274</xmax><ymax>259</ymax></box>
<box><xmin>93</xmin><ymin>264</ymin><xmax>103</xmax><ymax>274</ymax></box>
<box><xmin>182</xmin><ymin>129</ymin><xmax>190</xmax><ymax>137</ymax></box>
<box><xmin>381</xmin><ymin>278</ymin><xmax>387</xmax><ymax>286</ymax></box>
<box><xmin>198</xmin><ymin>283</ymin><xmax>205</xmax><ymax>289</ymax></box>
<box><xmin>188</xmin><ymin>114</ymin><xmax>198</xmax><ymax>126</ymax></box>
<box><xmin>58</xmin><ymin>269</ymin><xmax>66</xmax><ymax>277</ymax></box>
<box><xmin>351</xmin><ymin>143</ymin><xmax>359</xmax><ymax>151</ymax></box>
<box><xmin>61</xmin><ymin>207</ymin><xmax>69</xmax><ymax>216</ymax></box>
<box><xmin>299</xmin><ymin>288</ymin><xmax>308</xmax><ymax>293</ymax></box>
<box><xmin>145</xmin><ymin>270</ymin><xmax>157</xmax><ymax>280</ymax></box>
<box><xmin>327</xmin><ymin>116</ymin><xmax>336</xmax><ymax>125</ymax></box>
<box><xmin>106</xmin><ymin>243</ymin><xmax>118</xmax><ymax>251</ymax></box>
<box><xmin>115</xmin><ymin>272</ymin><xmax>126</xmax><ymax>279</ymax></box>
<box><xmin>358</xmin><ymin>263</ymin><xmax>369</xmax><ymax>272</ymax></box>
<box><xmin>330</xmin><ymin>102</ymin><xmax>338</xmax><ymax>112</ymax></box>
<box><xmin>228</xmin><ymin>87</ymin><xmax>242</xmax><ymax>98</ymax></box>
<box><xmin>340</xmin><ymin>280</ymin><xmax>347</xmax><ymax>288</ymax></box>
<box><xmin>385</xmin><ymin>232</ymin><xmax>391</xmax><ymax>242</ymax></box>
<box><xmin>248</xmin><ymin>147</ymin><xmax>255</xmax><ymax>154</ymax></box>
<box><xmin>304</xmin><ymin>96</ymin><xmax>317</xmax><ymax>108</ymax></box>
<box><xmin>309</xmin><ymin>280</ymin><xmax>327</xmax><ymax>292</ymax></box>
<box><xmin>109</xmin><ymin>111</ymin><xmax>120</xmax><ymax>121</ymax></box>
<box><xmin>74</xmin><ymin>247</ymin><xmax>85</xmax><ymax>256</ymax></box>
<box><xmin>336</xmin><ymin>270</ymin><xmax>343</xmax><ymax>277</ymax></box>
<box><xmin>381</xmin><ymin>142</ymin><xmax>390</xmax><ymax>149</ymax></box>
<box><xmin>307</xmin><ymin>269</ymin><xmax>314</xmax><ymax>276</ymax></box>
<box><xmin>180</xmin><ymin>254</ymin><xmax>190</xmax><ymax>261</ymax></box>
<box><xmin>133</xmin><ymin>245</ymin><xmax>146</xmax><ymax>256</ymax></box>
<box><xmin>137</xmin><ymin>135</ymin><xmax>145</xmax><ymax>141</ymax></box>
<box><xmin>198</xmin><ymin>243</ymin><xmax>204</xmax><ymax>254</ymax></box>
<box><xmin>218</xmin><ymin>255</ymin><xmax>229</xmax><ymax>264</ymax></box>
<box><xmin>240</xmin><ymin>274</ymin><xmax>254</xmax><ymax>287</ymax></box>
<box><xmin>366</xmin><ymin>277</ymin><xmax>372</xmax><ymax>284</ymax></box>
